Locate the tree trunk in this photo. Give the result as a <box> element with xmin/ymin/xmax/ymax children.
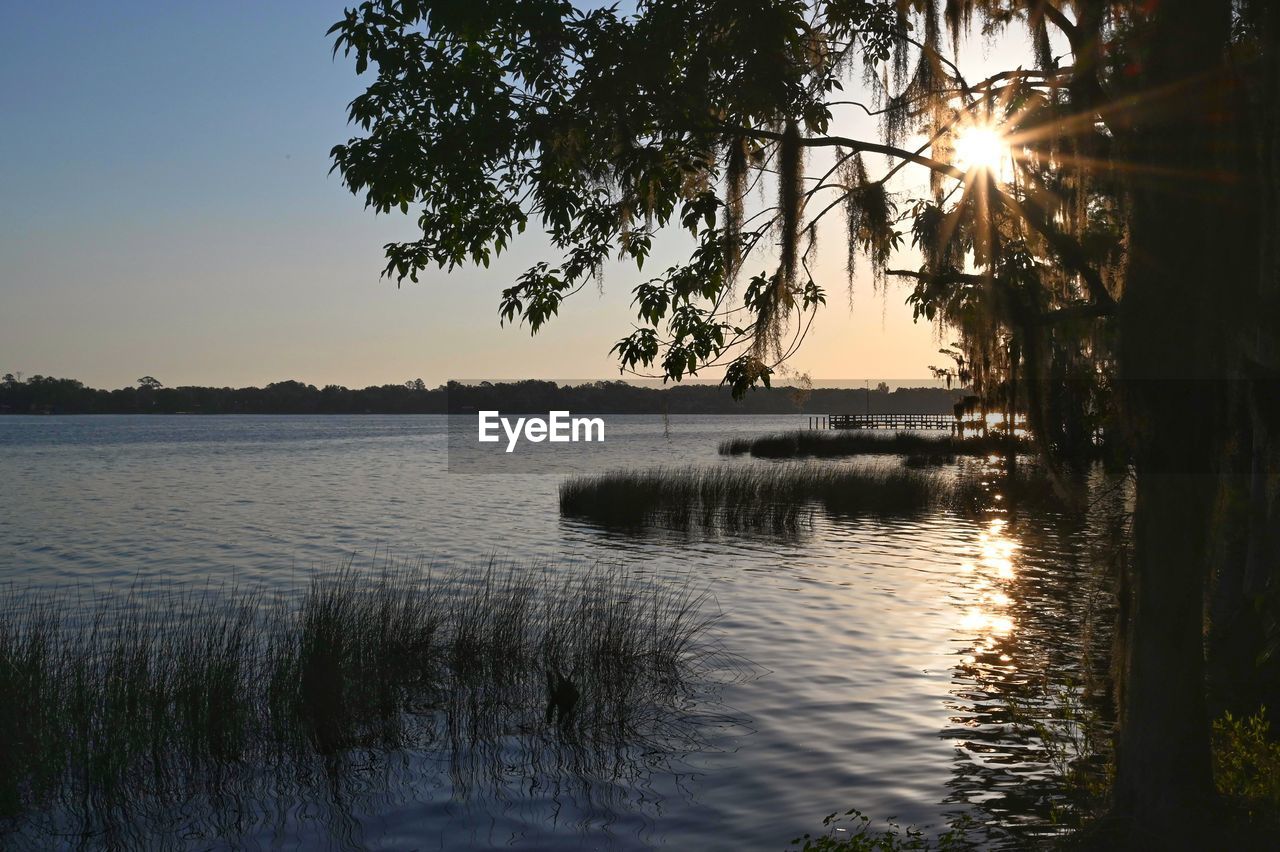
<box><xmin>1111</xmin><ymin>0</ymin><xmax>1237</xmax><ymax>842</ymax></box>
<box><xmin>1233</xmin><ymin>0</ymin><xmax>1280</xmax><ymax>717</ymax></box>
<box><xmin>1112</xmin><ymin>432</ymin><xmax>1217</xmax><ymax>835</ymax></box>
<box><xmin>1204</xmin><ymin>0</ymin><xmax>1279</xmax><ymax>717</ymax></box>
<box><xmin>1250</xmin><ymin>0</ymin><xmax>1280</xmax><ymax>716</ymax></box>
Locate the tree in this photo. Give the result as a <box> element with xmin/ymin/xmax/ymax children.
<box><xmin>136</xmin><ymin>376</ymin><xmax>163</xmax><ymax>390</ymax></box>
<box><xmin>330</xmin><ymin>1</ymin><xmax>1278</xmax><ymax>842</ymax></box>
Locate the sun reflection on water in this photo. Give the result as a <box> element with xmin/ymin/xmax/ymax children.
<box><xmin>942</xmin><ymin>456</ymin><xmax>1131</xmax><ymax>847</ymax></box>
<box><xmin>958</xmin><ymin>517</ymin><xmax>1021</xmax><ymax>639</ymax></box>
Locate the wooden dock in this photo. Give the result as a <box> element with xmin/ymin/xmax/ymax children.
<box><xmin>808</xmin><ymin>413</ymin><xmax>957</xmax><ymax>431</ymax></box>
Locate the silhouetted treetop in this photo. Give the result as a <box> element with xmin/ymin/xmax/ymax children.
<box><xmin>325</xmin><ymin>0</ymin><xmax>1159</xmax><ymax>411</ymax></box>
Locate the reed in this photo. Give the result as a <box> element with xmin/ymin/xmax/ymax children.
<box><xmin>903</xmin><ymin>452</ymin><xmax>958</xmax><ymax>468</ymax></box>
<box><xmin>559</xmin><ymin>459</ymin><xmax>1082</xmax><ymax>533</ymax></box>
<box><xmin>0</xmin><ymin>562</ymin><xmax>741</xmax><ymax>827</ymax></box>
<box><xmin>718</xmin><ymin>430</ymin><xmax>1023</xmax><ymax>459</ymax></box>
<box><xmin>559</xmin><ymin>464</ymin><xmax>956</xmax><ymax>532</ymax></box>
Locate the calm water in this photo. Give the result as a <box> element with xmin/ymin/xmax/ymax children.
<box><xmin>0</xmin><ymin>415</ymin><xmax>1116</xmax><ymax>850</ymax></box>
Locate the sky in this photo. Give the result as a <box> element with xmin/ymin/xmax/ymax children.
<box><xmin>0</xmin><ymin>2</ymin><xmax>1020</xmax><ymax>390</ymax></box>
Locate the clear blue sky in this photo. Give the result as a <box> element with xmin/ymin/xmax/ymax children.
<box><xmin>0</xmin><ymin>1</ymin><xmax>948</xmax><ymax>390</ymax></box>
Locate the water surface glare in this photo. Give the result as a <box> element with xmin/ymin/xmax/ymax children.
<box><xmin>0</xmin><ymin>415</ymin><xmax>1111</xmax><ymax>849</ymax></box>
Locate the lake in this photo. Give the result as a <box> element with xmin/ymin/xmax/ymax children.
<box><xmin>0</xmin><ymin>415</ymin><xmax>1117</xmax><ymax>850</ymax></box>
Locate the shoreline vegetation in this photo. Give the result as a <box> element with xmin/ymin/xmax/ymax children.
<box><xmin>560</xmin><ymin>466</ymin><xmax>961</xmax><ymax>533</ymax></box>
<box><xmin>0</xmin><ymin>375</ymin><xmax>963</xmax><ymax>416</ymax></box>
<box><xmin>557</xmin><ymin>462</ymin><xmax>1070</xmax><ymax>534</ymax></box>
<box><xmin>719</xmin><ymin>430</ymin><xmax>1027</xmax><ymax>460</ymax></box>
<box><xmin>0</xmin><ymin>562</ymin><xmax>747</xmax><ymax>837</ymax></box>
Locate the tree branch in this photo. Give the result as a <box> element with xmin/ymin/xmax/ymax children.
<box><xmin>717</xmin><ymin>123</ymin><xmax>1115</xmax><ymax>307</ymax></box>
<box><xmin>888</xmin><ymin>270</ymin><xmax>1115</xmax><ymax>324</ymax></box>
<box><xmin>1036</xmin><ymin>300</ymin><xmax>1115</xmax><ymax>324</ymax></box>
<box><xmin>1001</xmin><ymin>192</ymin><xmax>1117</xmax><ymax>310</ymax></box>
<box><xmin>887</xmin><ymin>268</ymin><xmax>985</xmax><ymax>285</ymax></box>
<box><xmin>1038</xmin><ymin>3</ymin><xmax>1080</xmax><ymax>47</ymax></box>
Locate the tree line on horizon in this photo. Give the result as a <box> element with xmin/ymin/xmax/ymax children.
<box><xmin>0</xmin><ymin>374</ymin><xmax>965</xmax><ymax>416</ymax></box>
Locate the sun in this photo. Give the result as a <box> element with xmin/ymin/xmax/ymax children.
<box><xmin>954</xmin><ymin>125</ymin><xmax>1007</xmax><ymax>172</ymax></box>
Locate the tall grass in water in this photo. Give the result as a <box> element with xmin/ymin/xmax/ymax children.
<box><xmin>719</xmin><ymin>430</ymin><xmax>1023</xmax><ymax>459</ymax></box>
<box><xmin>560</xmin><ymin>461</ymin><xmax>1077</xmax><ymax>533</ymax></box>
<box><xmin>0</xmin><ymin>563</ymin><xmax>743</xmax><ymax>832</ymax></box>
<box><xmin>560</xmin><ymin>465</ymin><xmax>956</xmax><ymax>533</ymax></box>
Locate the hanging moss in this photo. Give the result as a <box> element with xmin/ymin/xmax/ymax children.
<box><xmin>778</xmin><ymin>119</ymin><xmax>805</xmax><ymax>291</ymax></box>
<box><xmin>722</xmin><ymin>135</ymin><xmax>749</xmax><ymax>285</ymax></box>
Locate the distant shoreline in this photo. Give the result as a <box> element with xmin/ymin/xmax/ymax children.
<box><xmin>1</xmin><ymin>377</ymin><xmax>967</xmax><ymax>417</ymax></box>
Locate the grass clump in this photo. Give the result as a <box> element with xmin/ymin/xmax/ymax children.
<box><xmin>559</xmin><ymin>465</ymin><xmax>954</xmax><ymax>533</ymax></box>
<box><xmin>903</xmin><ymin>452</ymin><xmax>957</xmax><ymax>468</ymax></box>
<box><xmin>0</xmin><ymin>562</ymin><xmax>742</xmax><ymax>832</ymax></box>
<box><xmin>719</xmin><ymin>431</ymin><xmax>1022</xmax><ymax>460</ymax></box>
<box><xmin>560</xmin><ymin>461</ymin><xmax>1084</xmax><ymax>535</ymax></box>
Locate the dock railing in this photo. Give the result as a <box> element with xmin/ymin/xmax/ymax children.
<box><xmin>808</xmin><ymin>413</ymin><xmax>957</xmax><ymax>431</ymax></box>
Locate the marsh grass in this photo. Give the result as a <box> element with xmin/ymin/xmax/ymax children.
<box><xmin>719</xmin><ymin>430</ymin><xmax>1023</xmax><ymax>459</ymax></box>
<box><xmin>903</xmin><ymin>452</ymin><xmax>958</xmax><ymax>468</ymax></box>
<box><xmin>0</xmin><ymin>562</ymin><xmax>745</xmax><ymax>833</ymax></box>
<box><xmin>560</xmin><ymin>460</ymin><xmax>1077</xmax><ymax>534</ymax></box>
<box><xmin>559</xmin><ymin>465</ymin><xmax>965</xmax><ymax>533</ymax></box>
